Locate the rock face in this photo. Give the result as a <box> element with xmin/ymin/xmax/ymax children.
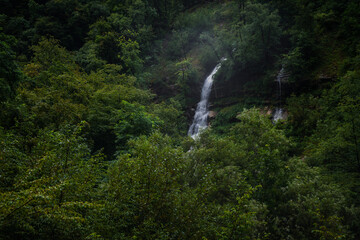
<box><xmin>260</xmin><ymin>106</ymin><xmax>273</xmax><ymax>116</ymax></box>
<box><xmin>208</xmin><ymin>111</ymin><xmax>217</xmax><ymax>118</ymax></box>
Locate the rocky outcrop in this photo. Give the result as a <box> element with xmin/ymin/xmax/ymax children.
<box><xmin>208</xmin><ymin>111</ymin><xmax>217</xmax><ymax>118</ymax></box>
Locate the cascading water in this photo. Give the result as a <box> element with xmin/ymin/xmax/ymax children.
<box><xmin>188</xmin><ymin>59</ymin><xmax>225</xmax><ymax>138</ymax></box>
<box><xmin>273</xmin><ymin>108</ymin><xmax>283</xmax><ymax>122</ymax></box>
<box><xmin>273</xmin><ymin>66</ymin><xmax>285</xmax><ymax>122</ymax></box>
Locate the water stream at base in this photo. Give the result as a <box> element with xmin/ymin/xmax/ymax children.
<box><xmin>188</xmin><ymin>59</ymin><xmax>225</xmax><ymax>139</ymax></box>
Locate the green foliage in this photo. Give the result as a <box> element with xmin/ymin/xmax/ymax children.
<box><xmin>0</xmin><ymin>123</ymin><xmax>105</xmax><ymax>240</ymax></box>
<box><xmin>86</xmin><ymin>65</ymin><xmax>153</xmax><ymax>156</ymax></box>
<box><xmin>117</xmin><ymin>35</ymin><xmax>143</xmax><ymax>74</ymax></box>
<box><xmin>75</xmin><ymin>41</ymin><xmax>106</xmax><ymax>73</ymax></box>
<box><xmin>0</xmin><ymin>128</ymin><xmax>24</xmax><ymax>191</ymax></box>
<box><xmin>198</xmin><ymin>44</ymin><xmax>219</xmax><ymax>71</ymax></box>
<box><xmin>150</xmin><ymin>99</ymin><xmax>187</xmax><ymax>137</ymax></box>
<box><xmin>217</xmin><ymin>1</ymin><xmax>282</xmax><ymax>74</ymax></box>
<box><xmin>217</xmin><ymin>186</ymin><xmax>268</xmax><ymax>240</ymax></box>
<box><xmin>229</xmin><ymin>108</ymin><xmax>290</xmax><ymax>205</ymax></box>
<box><xmin>166</xmin><ymin>30</ymin><xmax>190</xmax><ymax>59</ymax></box>
<box><xmin>103</xmin><ymin>131</ymin><xmax>268</xmax><ymax>239</ymax></box>
<box><xmin>339</xmin><ymin>1</ymin><xmax>360</xmax><ymax>54</ymax></box>
<box><xmin>273</xmin><ymin>158</ymin><xmax>351</xmax><ymax>240</ymax></box>
<box><xmin>25</xmin><ymin>37</ymin><xmax>76</xmax><ymax>74</ymax></box>
<box><xmin>1</xmin><ymin>1</ymin><xmax>360</xmax><ymax>239</ymax></box>
<box><xmin>93</xmin><ymin>29</ymin><xmax>140</xmax><ymax>72</ymax></box>
<box><xmin>173</xmin><ymin>6</ymin><xmax>214</xmax><ymax>32</ymax></box>
<box><xmin>175</xmin><ymin>58</ymin><xmax>195</xmax><ymax>89</ymax></box>
<box><xmin>17</xmin><ymin>37</ymin><xmax>88</xmax><ymax>132</ymax></box>
<box><xmin>306</xmin><ymin>70</ymin><xmax>360</xmax><ymax>174</ymax></box>
<box><xmin>283</xmin><ymin>32</ymin><xmax>319</xmax><ymax>83</ymax></box>
<box><xmin>238</xmin><ymin>2</ymin><xmax>281</xmax><ymax>64</ymax></box>
<box><xmin>211</xmin><ymin>103</ymin><xmax>245</xmax><ymax>134</ymax></box>
<box><xmin>0</xmin><ymin>30</ymin><xmax>22</xmax><ymax>102</ymax></box>
<box><xmin>104</xmin><ymin>132</ymin><xmax>187</xmax><ymax>239</ymax></box>
<box><xmin>114</xmin><ymin>100</ymin><xmax>161</xmax><ymax>151</ymax></box>
<box><xmin>286</xmin><ymin>93</ymin><xmax>322</xmax><ymax>143</ymax></box>
<box><xmin>18</xmin><ymin>38</ymin><xmax>153</xmax><ymax>157</ymax></box>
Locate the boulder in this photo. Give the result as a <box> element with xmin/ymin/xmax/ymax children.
<box><xmin>208</xmin><ymin>111</ymin><xmax>217</xmax><ymax>118</ymax></box>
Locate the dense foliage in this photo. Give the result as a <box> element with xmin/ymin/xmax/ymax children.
<box><xmin>1</xmin><ymin>0</ymin><xmax>360</xmax><ymax>239</ymax></box>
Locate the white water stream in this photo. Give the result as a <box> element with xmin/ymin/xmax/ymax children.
<box><xmin>188</xmin><ymin>60</ymin><xmax>225</xmax><ymax>138</ymax></box>
<box><xmin>273</xmin><ymin>67</ymin><xmax>285</xmax><ymax>122</ymax></box>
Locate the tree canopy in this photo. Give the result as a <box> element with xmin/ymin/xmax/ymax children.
<box><xmin>1</xmin><ymin>0</ymin><xmax>360</xmax><ymax>239</ymax></box>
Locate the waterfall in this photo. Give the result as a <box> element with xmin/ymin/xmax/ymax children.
<box><xmin>273</xmin><ymin>108</ymin><xmax>283</xmax><ymax>122</ymax></box>
<box><xmin>273</xmin><ymin>66</ymin><xmax>285</xmax><ymax>122</ymax></box>
<box><xmin>188</xmin><ymin>59</ymin><xmax>225</xmax><ymax>138</ymax></box>
<box><xmin>277</xmin><ymin>67</ymin><xmax>284</xmax><ymax>103</ymax></box>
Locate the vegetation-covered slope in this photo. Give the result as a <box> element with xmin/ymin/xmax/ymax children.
<box><xmin>1</xmin><ymin>0</ymin><xmax>360</xmax><ymax>239</ymax></box>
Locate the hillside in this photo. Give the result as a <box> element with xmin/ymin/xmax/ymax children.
<box><xmin>1</xmin><ymin>0</ymin><xmax>360</xmax><ymax>239</ymax></box>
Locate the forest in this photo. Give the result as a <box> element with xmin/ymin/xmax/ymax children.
<box><xmin>0</xmin><ymin>0</ymin><xmax>360</xmax><ymax>239</ymax></box>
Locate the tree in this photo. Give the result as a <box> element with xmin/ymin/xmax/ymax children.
<box><xmin>175</xmin><ymin>58</ymin><xmax>199</xmax><ymax>106</ymax></box>
<box><xmin>0</xmin><ymin>123</ymin><xmax>104</xmax><ymax>240</ymax></box>
<box><xmin>229</xmin><ymin>108</ymin><xmax>290</xmax><ymax>205</ymax></box>
<box><xmin>89</xmin><ymin>16</ymin><xmax>143</xmax><ymax>73</ymax></box>
<box><xmin>117</xmin><ymin>35</ymin><xmax>143</xmax><ymax>74</ymax></box>
<box><xmin>0</xmin><ymin>30</ymin><xmax>22</xmax><ymax>102</ymax></box>
<box><xmin>86</xmin><ymin>65</ymin><xmax>153</xmax><ymax>157</ymax></box>
<box><xmin>103</xmin><ymin>132</ymin><xmax>187</xmax><ymax>239</ymax></box>
<box><xmin>273</xmin><ymin>158</ymin><xmax>350</xmax><ymax>240</ymax></box>
<box><xmin>232</xmin><ymin>1</ymin><xmax>282</xmax><ymax>70</ymax></box>
<box><xmin>150</xmin><ymin>99</ymin><xmax>187</xmax><ymax>137</ymax></box>
<box><xmin>17</xmin><ymin>37</ymin><xmax>89</xmax><ymax>134</ymax></box>
<box><xmin>114</xmin><ymin>100</ymin><xmax>161</xmax><ymax>152</ymax></box>
<box><xmin>306</xmin><ymin>70</ymin><xmax>360</xmax><ymax>173</ymax></box>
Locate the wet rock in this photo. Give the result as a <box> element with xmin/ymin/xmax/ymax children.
<box><xmin>208</xmin><ymin>111</ymin><xmax>217</xmax><ymax>118</ymax></box>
